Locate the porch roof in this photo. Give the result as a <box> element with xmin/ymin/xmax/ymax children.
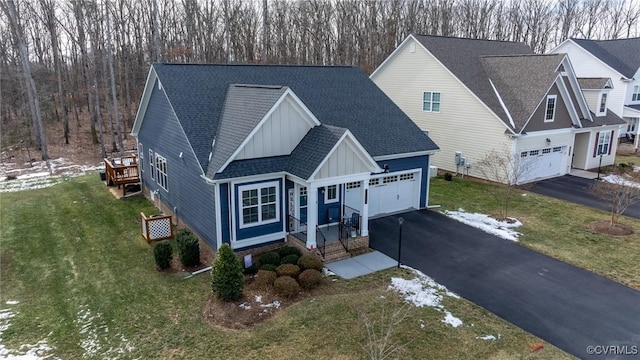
<box><xmin>581</xmin><ymin>111</ymin><xmax>626</xmax><ymax>128</ymax></box>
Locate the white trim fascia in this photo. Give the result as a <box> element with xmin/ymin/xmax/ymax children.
<box><xmin>373</xmin><ymin>150</ymin><xmax>438</xmax><ymax>161</ymax></box>
<box><xmin>308</xmin><ymin>131</ymin><xmax>382</xmax><ymax>181</ymax></box>
<box><xmin>131</xmin><ymin>67</ymin><xmax>157</xmax><ymax>136</ymax></box>
<box><xmin>623</xmin><ymin>105</ymin><xmax>640</xmax><ymax>116</ymax></box>
<box><xmin>214</xmin><ymin>183</ymin><xmax>223</xmax><ymax>250</ymax></box>
<box><xmin>370</xmin><ymin>35</ymin><xmax>416</xmax><ymax>80</ymax></box>
<box><xmin>231</xmin><ymin>231</ymin><xmax>287</xmax><ymax>249</ymax></box>
<box><xmin>309</xmin><ymin>172</ymin><xmax>371</xmax><ymax>188</ymax></box>
<box><xmin>217</xmin><ymin>89</ymin><xmax>321</xmax><ymax>174</ymax></box>
<box><xmin>410</xmin><ymin>36</ymin><xmax>517</xmax><ymax>135</ymax></box>
<box><xmin>554</xmin><ymin>77</ymin><xmax>581</xmax><ymax>126</ymax></box>
<box><xmin>488</xmin><ymin>78</ymin><xmax>516</xmax><ymax>128</ymax></box>
<box><xmin>523</xmin><ymin>127</ymin><xmax>578</xmax><ymax>137</ymax></box>
<box><xmin>561</xmin><ymin>56</ymin><xmax>592</xmax><ymax>121</ymax></box>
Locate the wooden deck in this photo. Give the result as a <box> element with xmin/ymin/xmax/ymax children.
<box><xmin>104</xmin><ymin>155</ymin><xmax>140</xmax><ymax>196</ymax></box>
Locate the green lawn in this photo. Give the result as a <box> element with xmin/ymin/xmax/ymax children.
<box><xmin>430</xmin><ymin>176</ymin><xmax>640</xmax><ymax>288</ymax></box>
<box><xmin>0</xmin><ymin>175</ymin><xmax>571</xmax><ymax>359</ymax></box>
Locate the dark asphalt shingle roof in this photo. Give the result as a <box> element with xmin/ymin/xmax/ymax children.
<box><xmin>152</xmin><ymin>64</ymin><xmax>438</xmax><ymax>173</ymax></box>
<box><xmin>412</xmin><ymin>34</ymin><xmax>535</xmax><ymax>132</ymax></box>
<box><xmin>207</xmin><ymin>84</ymin><xmax>288</xmax><ymax>177</ymax></box>
<box><xmin>627</xmin><ymin>104</ymin><xmax>640</xmax><ymax>111</ymax></box>
<box><xmin>581</xmin><ymin>111</ymin><xmax>626</xmax><ymax>127</ymax></box>
<box><xmin>571</xmin><ymin>38</ymin><xmax>640</xmax><ymax>79</ymax></box>
<box><xmin>480</xmin><ymin>54</ymin><xmax>564</xmax><ymax>131</ymax></box>
<box><xmin>577</xmin><ymin>78</ymin><xmax>611</xmax><ymax>90</ymax></box>
<box><xmin>213</xmin><ymin>125</ymin><xmax>350</xmax><ymax>180</ymax></box>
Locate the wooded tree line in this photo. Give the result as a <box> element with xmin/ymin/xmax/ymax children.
<box><xmin>1</xmin><ymin>0</ymin><xmax>639</xmax><ymax>160</ymax></box>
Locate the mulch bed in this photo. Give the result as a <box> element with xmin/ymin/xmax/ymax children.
<box><xmin>586</xmin><ymin>220</ymin><xmax>634</xmax><ymax>236</ymax></box>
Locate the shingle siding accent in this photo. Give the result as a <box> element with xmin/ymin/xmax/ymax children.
<box><xmin>138</xmin><ymin>82</ymin><xmax>217</xmax><ymax>249</ymax></box>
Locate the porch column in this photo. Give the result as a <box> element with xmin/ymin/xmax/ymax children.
<box><xmin>306</xmin><ymin>185</ymin><xmax>318</xmax><ymax>249</ymax></box>
<box><xmin>361</xmin><ymin>179</ymin><xmax>369</xmax><ymax>236</ymax></box>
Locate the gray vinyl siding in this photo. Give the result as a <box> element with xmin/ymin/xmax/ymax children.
<box><xmin>523</xmin><ymin>84</ymin><xmax>574</xmax><ymax>132</ymax></box>
<box><xmin>138</xmin><ymin>80</ymin><xmax>217</xmax><ymax>248</ymax></box>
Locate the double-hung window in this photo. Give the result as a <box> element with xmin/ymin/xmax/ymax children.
<box><xmin>545</xmin><ymin>95</ymin><xmax>557</xmax><ymax>122</ymax></box>
<box><xmin>324</xmin><ymin>185</ymin><xmax>338</xmax><ymax>203</ymax></box>
<box><xmin>596</xmin><ymin>132</ymin><xmax>611</xmax><ymax>156</ymax></box>
<box><xmin>422</xmin><ymin>92</ymin><xmax>441</xmax><ymax>112</ymax></box>
<box><xmin>632</xmin><ymin>85</ymin><xmax>640</xmax><ymax>102</ymax></box>
<box><xmin>155</xmin><ymin>154</ymin><xmax>168</xmax><ymax>190</ymax></box>
<box><xmin>598</xmin><ymin>93</ymin><xmax>607</xmax><ymax>114</ymax></box>
<box><xmin>149</xmin><ymin>149</ymin><xmax>155</xmax><ymax>180</ymax></box>
<box><xmin>239</xmin><ymin>181</ymin><xmax>279</xmax><ymax>228</ymax></box>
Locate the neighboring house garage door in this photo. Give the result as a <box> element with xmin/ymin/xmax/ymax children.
<box><xmin>368</xmin><ymin>172</ymin><xmax>420</xmax><ymax>217</ymax></box>
<box><xmin>519</xmin><ymin>146</ymin><xmax>567</xmax><ymax>183</ymax></box>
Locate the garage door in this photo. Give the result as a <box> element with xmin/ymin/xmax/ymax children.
<box><xmin>519</xmin><ymin>146</ymin><xmax>566</xmax><ymax>183</ymax></box>
<box><xmin>368</xmin><ymin>172</ymin><xmax>420</xmax><ymax>217</ymax></box>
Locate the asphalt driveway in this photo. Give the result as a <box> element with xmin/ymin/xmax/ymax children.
<box><xmin>370</xmin><ymin>210</ymin><xmax>640</xmax><ymax>360</ymax></box>
<box><xmin>528</xmin><ymin>175</ymin><xmax>640</xmax><ymax>219</ymax></box>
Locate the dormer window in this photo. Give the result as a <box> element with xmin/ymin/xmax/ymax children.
<box><xmin>598</xmin><ymin>93</ymin><xmax>608</xmax><ymax>115</ymax></box>
<box><xmin>544</xmin><ymin>95</ymin><xmax>556</xmax><ymax>122</ymax></box>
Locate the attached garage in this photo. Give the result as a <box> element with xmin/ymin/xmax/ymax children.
<box><xmin>367</xmin><ymin>171</ymin><xmax>421</xmax><ymax>217</ymax></box>
<box><xmin>519</xmin><ymin>146</ymin><xmax>568</xmax><ymax>183</ymax></box>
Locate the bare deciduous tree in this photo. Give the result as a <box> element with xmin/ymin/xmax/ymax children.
<box><xmin>477</xmin><ymin>149</ymin><xmax>535</xmax><ymax>220</ymax></box>
<box><xmin>590</xmin><ymin>169</ymin><xmax>640</xmax><ymax>226</ymax></box>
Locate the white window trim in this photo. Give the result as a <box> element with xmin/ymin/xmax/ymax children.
<box><xmin>422</xmin><ymin>91</ymin><xmax>441</xmax><ymax>113</ymax></box>
<box><xmin>149</xmin><ymin>149</ymin><xmax>154</xmax><ymax>180</ymax></box>
<box><xmin>544</xmin><ymin>95</ymin><xmax>557</xmax><ymax>122</ymax></box>
<box><xmin>155</xmin><ymin>153</ymin><xmax>168</xmax><ymax>191</ymax></box>
<box><xmin>138</xmin><ymin>143</ymin><xmax>144</xmax><ymax>172</ymax></box>
<box><xmin>324</xmin><ymin>185</ymin><xmax>338</xmax><ymax>204</ymax></box>
<box><xmin>238</xmin><ymin>181</ymin><xmax>280</xmax><ymax>229</ymax></box>
<box><xmin>632</xmin><ymin>85</ymin><xmax>640</xmax><ymax>102</ymax></box>
<box><xmin>597</xmin><ymin>92</ymin><xmax>608</xmax><ymax>115</ymax></box>
<box><xmin>596</xmin><ymin>132</ymin><xmax>611</xmax><ymax>156</ymax></box>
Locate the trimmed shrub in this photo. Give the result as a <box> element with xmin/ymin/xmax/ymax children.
<box><xmin>176</xmin><ymin>228</ymin><xmax>200</xmax><ymax>267</ymax></box>
<box><xmin>259</xmin><ymin>252</ymin><xmax>280</xmax><ymax>267</ymax></box>
<box><xmin>244</xmin><ymin>263</ymin><xmax>258</xmax><ymax>275</ymax></box>
<box><xmin>278</xmin><ymin>246</ymin><xmax>302</xmax><ymax>259</ymax></box>
<box><xmin>260</xmin><ymin>264</ymin><xmax>277</xmax><ymax>272</ymax></box>
<box><xmin>153</xmin><ymin>241</ymin><xmax>172</xmax><ymax>270</ymax></box>
<box><xmin>298</xmin><ymin>269</ymin><xmax>323</xmax><ymax>289</ymax></box>
<box><xmin>280</xmin><ymin>254</ymin><xmax>299</xmax><ymax>265</ymax></box>
<box><xmin>254</xmin><ymin>270</ymin><xmax>277</xmax><ymax>290</ymax></box>
<box><xmin>276</xmin><ymin>264</ymin><xmax>301</xmax><ymax>278</ymax></box>
<box><xmin>297</xmin><ymin>255</ymin><xmax>323</xmax><ymax>271</ymax></box>
<box><xmin>274</xmin><ymin>276</ymin><xmax>300</xmax><ymax>298</ymax></box>
<box><xmin>211</xmin><ymin>244</ymin><xmax>244</xmax><ymax>302</ymax></box>
<box><xmin>444</xmin><ymin>172</ymin><xmax>453</xmax><ymax>181</ymax></box>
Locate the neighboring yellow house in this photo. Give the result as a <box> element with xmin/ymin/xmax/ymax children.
<box><xmin>371</xmin><ymin>34</ymin><xmax>625</xmax><ymax>184</ymax></box>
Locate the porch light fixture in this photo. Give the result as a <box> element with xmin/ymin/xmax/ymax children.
<box><xmin>545</xmin><ymin>138</ymin><xmax>551</xmax><ymax>144</ymax></box>
<box><xmin>383</xmin><ymin>164</ymin><xmax>389</xmax><ymax>173</ymax></box>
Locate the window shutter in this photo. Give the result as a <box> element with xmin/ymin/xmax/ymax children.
<box><xmin>608</xmin><ymin>130</ymin><xmax>614</xmax><ymax>155</ymax></box>
<box><xmin>593</xmin><ymin>132</ymin><xmax>599</xmax><ymax>157</ymax></box>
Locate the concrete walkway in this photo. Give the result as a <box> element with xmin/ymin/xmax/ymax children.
<box><xmin>324</xmin><ymin>251</ymin><xmax>397</xmax><ymax>279</ymax></box>
<box><xmin>569</xmin><ymin>168</ymin><xmax>599</xmax><ymax>179</ymax></box>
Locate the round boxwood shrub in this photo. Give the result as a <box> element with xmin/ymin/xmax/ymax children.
<box><xmin>276</xmin><ymin>264</ymin><xmax>301</xmax><ymax>278</ymax></box>
<box><xmin>274</xmin><ymin>276</ymin><xmax>300</xmax><ymax>298</ymax></box>
<box><xmin>211</xmin><ymin>244</ymin><xmax>244</xmax><ymax>302</ymax></box>
<box><xmin>153</xmin><ymin>241</ymin><xmax>173</xmax><ymax>270</ymax></box>
<box><xmin>259</xmin><ymin>252</ymin><xmax>280</xmax><ymax>267</ymax></box>
<box><xmin>260</xmin><ymin>264</ymin><xmax>277</xmax><ymax>272</ymax></box>
<box><xmin>254</xmin><ymin>270</ymin><xmax>277</xmax><ymax>290</ymax></box>
<box><xmin>298</xmin><ymin>269</ymin><xmax>323</xmax><ymax>289</ymax></box>
<box><xmin>175</xmin><ymin>228</ymin><xmax>200</xmax><ymax>267</ymax></box>
<box><xmin>278</xmin><ymin>246</ymin><xmax>302</xmax><ymax>259</ymax></box>
<box><xmin>280</xmin><ymin>254</ymin><xmax>299</xmax><ymax>265</ymax></box>
<box><xmin>297</xmin><ymin>255</ymin><xmax>323</xmax><ymax>271</ymax></box>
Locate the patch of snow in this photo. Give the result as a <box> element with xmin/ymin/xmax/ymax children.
<box><xmin>419</xmin><ymin>319</ymin><xmax>426</xmax><ymax>329</ymax></box>
<box><xmin>254</xmin><ymin>295</ymin><xmax>262</xmax><ymax>304</ymax></box>
<box><xmin>238</xmin><ymin>303</ymin><xmax>252</xmax><ymax>310</ymax></box>
<box><xmin>75</xmin><ymin>306</ymin><xmax>134</xmax><ymax>359</ymax></box>
<box><xmin>322</xmin><ymin>268</ymin><xmax>336</xmax><ymax>277</ymax></box>
<box><xmin>0</xmin><ymin>305</ymin><xmax>56</xmax><ymax>359</ymax></box>
<box><xmin>443</xmin><ymin>209</ymin><xmax>522</xmax><ymax>242</ymax></box>
<box><xmin>389</xmin><ymin>265</ymin><xmax>462</xmax><ymax>327</ymax></box>
<box><xmin>259</xmin><ymin>301</ymin><xmax>280</xmax><ymax>309</ymax></box>
<box><xmin>602</xmin><ymin>174</ymin><xmax>640</xmax><ymax>189</ymax></box>
<box><xmin>4</xmin><ymin>302</ymin><xmax>18</xmax><ymax>306</ymax></box>
<box><xmin>476</xmin><ymin>334</ymin><xmax>500</xmax><ymax>341</ymax></box>
<box><xmin>442</xmin><ymin>311</ymin><xmax>463</xmax><ymax>328</ymax></box>
<box><xmin>0</xmin><ymin>158</ymin><xmax>104</xmax><ymax>193</ymax></box>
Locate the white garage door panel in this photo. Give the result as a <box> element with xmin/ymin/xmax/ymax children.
<box><xmin>369</xmin><ymin>172</ymin><xmax>420</xmax><ymax>217</ymax></box>
<box><xmin>520</xmin><ymin>146</ymin><xmax>566</xmax><ymax>183</ymax></box>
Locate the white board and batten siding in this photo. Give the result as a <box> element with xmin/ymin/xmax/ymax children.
<box><xmin>235</xmin><ymin>95</ymin><xmax>315</xmax><ymax>160</ymax></box>
<box><xmin>372</xmin><ymin>37</ymin><xmax>513</xmax><ymax>178</ymax></box>
<box><xmin>313</xmin><ymin>137</ymin><xmax>372</xmax><ymax>180</ymax></box>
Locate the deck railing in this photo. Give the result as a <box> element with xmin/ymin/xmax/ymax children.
<box><xmin>287</xmin><ymin>215</ymin><xmax>307</xmax><ymax>243</ymax></box>
<box><xmin>104</xmin><ymin>155</ymin><xmax>140</xmax><ymax>195</ymax></box>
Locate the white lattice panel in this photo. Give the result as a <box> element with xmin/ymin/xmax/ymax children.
<box><xmin>149</xmin><ymin>218</ymin><xmax>172</xmax><ymax>240</ymax></box>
